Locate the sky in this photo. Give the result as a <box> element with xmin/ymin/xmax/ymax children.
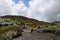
<box><xmin>0</xmin><ymin>0</ymin><xmax>60</xmax><ymax>22</ymax></box>
<box><xmin>13</xmin><ymin>0</ymin><xmax>30</xmax><ymax>7</ymax></box>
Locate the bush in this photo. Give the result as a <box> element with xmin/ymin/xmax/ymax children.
<box><xmin>55</xmin><ymin>27</ymin><xmax>60</xmax><ymax>34</ymax></box>
<box><xmin>43</xmin><ymin>26</ymin><xmax>60</xmax><ymax>34</ymax></box>
<box><xmin>43</xmin><ymin>26</ymin><xmax>56</xmax><ymax>33</ymax></box>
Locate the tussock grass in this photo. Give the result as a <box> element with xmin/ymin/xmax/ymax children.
<box><xmin>43</xmin><ymin>26</ymin><xmax>60</xmax><ymax>34</ymax></box>
<box><xmin>0</xmin><ymin>25</ymin><xmax>22</xmax><ymax>34</ymax></box>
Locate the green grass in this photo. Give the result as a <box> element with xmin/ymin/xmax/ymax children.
<box><xmin>55</xmin><ymin>27</ymin><xmax>60</xmax><ymax>34</ymax></box>
<box><xmin>43</xmin><ymin>26</ymin><xmax>60</xmax><ymax>34</ymax></box>
<box><xmin>0</xmin><ymin>25</ymin><xmax>22</xmax><ymax>34</ymax></box>
<box><xmin>0</xmin><ymin>25</ymin><xmax>23</xmax><ymax>40</ymax></box>
<box><xmin>0</xmin><ymin>17</ymin><xmax>4</xmax><ymax>23</ymax></box>
<box><xmin>44</xmin><ymin>26</ymin><xmax>56</xmax><ymax>30</ymax></box>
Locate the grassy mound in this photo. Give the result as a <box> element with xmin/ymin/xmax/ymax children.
<box><xmin>43</xmin><ymin>26</ymin><xmax>60</xmax><ymax>34</ymax></box>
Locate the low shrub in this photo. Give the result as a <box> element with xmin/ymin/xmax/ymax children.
<box><xmin>43</xmin><ymin>26</ymin><xmax>60</xmax><ymax>34</ymax></box>
<box><xmin>55</xmin><ymin>27</ymin><xmax>60</xmax><ymax>34</ymax></box>
<box><xmin>43</xmin><ymin>26</ymin><xmax>56</xmax><ymax>33</ymax></box>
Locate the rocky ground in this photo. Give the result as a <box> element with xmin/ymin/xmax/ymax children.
<box><xmin>13</xmin><ymin>30</ymin><xmax>57</xmax><ymax>40</ymax></box>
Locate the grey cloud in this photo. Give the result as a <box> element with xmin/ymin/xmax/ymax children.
<box><xmin>27</xmin><ymin>0</ymin><xmax>60</xmax><ymax>22</ymax></box>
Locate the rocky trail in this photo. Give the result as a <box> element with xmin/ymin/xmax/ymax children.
<box><xmin>13</xmin><ymin>30</ymin><xmax>57</xmax><ymax>40</ymax></box>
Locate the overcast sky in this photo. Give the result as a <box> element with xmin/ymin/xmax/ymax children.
<box><xmin>0</xmin><ymin>0</ymin><xmax>60</xmax><ymax>22</ymax></box>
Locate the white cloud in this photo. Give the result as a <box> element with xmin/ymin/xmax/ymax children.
<box><xmin>11</xmin><ymin>1</ymin><xmax>28</xmax><ymax>16</ymax></box>
<box><xmin>0</xmin><ymin>0</ymin><xmax>12</xmax><ymax>16</ymax></box>
<box><xmin>0</xmin><ymin>0</ymin><xmax>27</xmax><ymax>16</ymax></box>
<box><xmin>27</xmin><ymin>0</ymin><xmax>60</xmax><ymax>22</ymax></box>
<box><xmin>0</xmin><ymin>0</ymin><xmax>60</xmax><ymax>22</ymax></box>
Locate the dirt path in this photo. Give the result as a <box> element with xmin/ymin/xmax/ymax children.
<box><xmin>13</xmin><ymin>31</ymin><xmax>56</xmax><ymax>40</ymax></box>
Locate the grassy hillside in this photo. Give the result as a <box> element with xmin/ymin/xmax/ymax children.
<box><xmin>0</xmin><ymin>15</ymin><xmax>60</xmax><ymax>40</ymax></box>
<box><xmin>0</xmin><ymin>25</ymin><xmax>22</xmax><ymax>34</ymax></box>
<box><xmin>0</xmin><ymin>15</ymin><xmax>60</xmax><ymax>32</ymax></box>
<box><xmin>1</xmin><ymin>15</ymin><xmax>39</xmax><ymax>23</ymax></box>
<box><xmin>1</xmin><ymin>15</ymin><xmax>48</xmax><ymax>26</ymax></box>
<box><xmin>0</xmin><ymin>15</ymin><xmax>60</xmax><ymax>27</ymax></box>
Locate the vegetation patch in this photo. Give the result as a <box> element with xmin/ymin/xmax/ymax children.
<box><xmin>43</xmin><ymin>26</ymin><xmax>60</xmax><ymax>34</ymax></box>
